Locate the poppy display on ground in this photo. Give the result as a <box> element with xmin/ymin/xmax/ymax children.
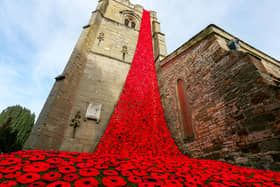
<box><xmin>0</xmin><ymin>10</ymin><xmax>279</xmax><ymax>187</ymax></box>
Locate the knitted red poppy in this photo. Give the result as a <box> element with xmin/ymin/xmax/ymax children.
<box><xmin>103</xmin><ymin>169</ymin><xmax>119</xmax><ymax>176</ymax></box>
<box><xmin>145</xmin><ymin>177</ymin><xmax>165</xmax><ymax>186</ymax></box>
<box><xmin>29</xmin><ymin>155</ymin><xmax>45</xmax><ymax>161</ymax></box>
<box><xmin>5</xmin><ymin>171</ymin><xmax>21</xmax><ymax>179</ymax></box>
<box><xmin>63</xmin><ymin>173</ymin><xmax>79</xmax><ymax>182</ymax></box>
<box><xmin>0</xmin><ymin>180</ymin><xmax>18</xmax><ymax>187</ymax></box>
<box><xmin>46</xmin><ymin>181</ymin><xmax>71</xmax><ymax>187</ymax></box>
<box><xmin>94</xmin><ymin>164</ymin><xmax>108</xmax><ymax>169</ymax></box>
<box><xmin>120</xmin><ymin>170</ymin><xmax>132</xmax><ymax>176</ymax></box>
<box><xmin>16</xmin><ymin>173</ymin><xmax>41</xmax><ymax>184</ymax></box>
<box><xmin>138</xmin><ymin>182</ymin><xmax>157</xmax><ymax>187</ymax></box>
<box><xmin>42</xmin><ymin>171</ymin><xmax>61</xmax><ymax>181</ymax></box>
<box><xmin>1</xmin><ymin>165</ymin><xmax>21</xmax><ymax>173</ymax></box>
<box><xmin>19</xmin><ymin>160</ymin><xmax>31</xmax><ymax>166</ymax></box>
<box><xmin>46</xmin><ymin>158</ymin><xmax>64</xmax><ymax>165</ymax></box>
<box><xmin>165</xmin><ymin>179</ymin><xmax>184</xmax><ymax>187</ymax></box>
<box><xmin>0</xmin><ymin>158</ymin><xmax>21</xmax><ymax>166</ymax></box>
<box><xmin>79</xmin><ymin>168</ymin><xmax>100</xmax><ymax>177</ymax></box>
<box><xmin>23</xmin><ymin>162</ymin><xmax>50</xmax><ymax>173</ymax></box>
<box><xmin>128</xmin><ymin>175</ymin><xmax>142</xmax><ymax>183</ymax></box>
<box><xmin>74</xmin><ymin>177</ymin><xmax>99</xmax><ymax>187</ymax></box>
<box><xmin>102</xmin><ymin>176</ymin><xmax>127</xmax><ymax>187</ymax></box>
<box><xmin>76</xmin><ymin>162</ymin><xmax>94</xmax><ymax>168</ymax></box>
<box><xmin>58</xmin><ymin>165</ymin><xmax>77</xmax><ymax>174</ymax></box>
<box><xmin>132</xmin><ymin>169</ymin><xmax>148</xmax><ymax>176</ymax></box>
<box><xmin>28</xmin><ymin>181</ymin><xmax>46</xmax><ymax>187</ymax></box>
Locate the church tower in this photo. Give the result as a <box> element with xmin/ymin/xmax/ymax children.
<box><xmin>24</xmin><ymin>0</ymin><xmax>167</xmax><ymax>152</ymax></box>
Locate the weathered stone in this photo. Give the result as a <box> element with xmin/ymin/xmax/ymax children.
<box><xmin>270</xmin><ymin>162</ymin><xmax>280</xmax><ymax>172</ymax></box>
<box><xmin>235</xmin><ymin>157</ymin><xmax>249</xmax><ymax>165</ymax></box>
<box><xmin>24</xmin><ymin>0</ymin><xmax>280</xmax><ymax>172</ymax></box>
<box><xmin>239</xmin><ymin>143</ymin><xmax>260</xmax><ymax>153</ymax></box>
<box><xmin>251</xmin><ymin>92</ymin><xmax>270</xmax><ymax>104</ymax></box>
<box><xmin>200</xmin><ymin>151</ymin><xmax>223</xmax><ymax>160</ymax></box>
<box><xmin>258</xmin><ymin>139</ymin><xmax>280</xmax><ymax>152</ymax></box>
<box><xmin>271</xmin><ymin>152</ymin><xmax>280</xmax><ymax>162</ymax></box>
<box><xmin>203</xmin><ymin>144</ymin><xmax>222</xmax><ymax>153</ymax></box>
<box><xmin>25</xmin><ymin>0</ymin><xmax>167</xmax><ymax>152</ymax></box>
<box><xmin>158</xmin><ymin>27</ymin><xmax>280</xmax><ymax>171</ymax></box>
<box><xmin>243</xmin><ymin>113</ymin><xmax>275</xmax><ymax>132</ymax></box>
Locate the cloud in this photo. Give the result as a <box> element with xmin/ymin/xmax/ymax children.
<box><xmin>0</xmin><ymin>63</ymin><xmax>20</xmax><ymax>98</ymax></box>
<box><xmin>0</xmin><ymin>60</ymin><xmax>29</xmax><ymax>112</ymax></box>
<box><xmin>0</xmin><ymin>0</ymin><xmax>98</xmax><ymax>116</ymax></box>
<box><xmin>131</xmin><ymin>0</ymin><xmax>280</xmax><ymax>60</ymax></box>
<box><xmin>132</xmin><ymin>0</ymin><xmax>239</xmax><ymax>53</ymax></box>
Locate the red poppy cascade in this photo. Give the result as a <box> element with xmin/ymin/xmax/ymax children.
<box><xmin>0</xmin><ymin>9</ymin><xmax>279</xmax><ymax>187</ymax></box>
<box><xmin>94</xmin><ymin>10</ymin><xmax>181</xmax><ymax>158</ymax></box>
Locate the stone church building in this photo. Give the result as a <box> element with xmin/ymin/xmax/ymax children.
<box><xmin>24</xmin><ymin>0</ymin><xmax>280</xmax><ymax>171</ymax></box>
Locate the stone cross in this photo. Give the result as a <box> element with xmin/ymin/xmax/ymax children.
<box><xmin>70</xmin><ymin>111</ymin><xmax>81</xmax><ymax>138</ymax></box>
<box><xmin>97</xmin><ymin>32</ymin><xmax>104</xmax><ymax>46</ymax></box>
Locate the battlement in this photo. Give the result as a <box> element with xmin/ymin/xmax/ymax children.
<box><xmin>112</xmin><ymin>0</ymin><xmax>144</xmax><ymax>11</ymax></box>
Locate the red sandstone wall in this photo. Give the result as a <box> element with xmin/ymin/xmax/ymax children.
<box><xmin>158</xmin><ymin>35</ymin><xmax>280</xmax><ymax>171</ymax></box>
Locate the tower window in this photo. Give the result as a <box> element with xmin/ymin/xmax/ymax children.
<box><xmin>125</xmin><ymin>19</ymin><xmax>129</xmax><ymax>26</ymax></box>
<box><xmin>124</xmin><ymin>17</ymin><xmax>136</xmax><ymax>29</ymax></box>
<box><xmin>121</xmin><ymin>45</ymin><xmax>128</xmax><ymax>61</ymax></box>
<box><xmin>120</xmin><ymin>10</ymin><xmax>140</xmax><ymax>29</ymax></box>
<box><xmin>177</xmin><ymin>79</ymin><xmax>193</xmax><ymax>137</ymax></box>
<box><xmin>131</xmin><ymin>21</ymin><xmax>136</xmax><ymax>29</ymax></box>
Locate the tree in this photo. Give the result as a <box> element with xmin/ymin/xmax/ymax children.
<box><xmin>0</xmin><ymin>117</ymin><xmax>21</xmax><ymax>153</ymax></box>
<box><xmin>0</xmin><ymin>105</ymin><xmax>35</xmax><ymax>153</ymax></box>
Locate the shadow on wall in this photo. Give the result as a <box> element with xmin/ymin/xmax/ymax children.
<box><xmin>208</xmin><ymin>50</ymin><xmax>280</xmax><ymax>171</ymax></box>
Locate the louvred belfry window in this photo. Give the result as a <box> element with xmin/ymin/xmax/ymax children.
<box><xmin>177</xmin><ymin>79</ymin><xmax>194</xmax><ymax>137</ymax></box>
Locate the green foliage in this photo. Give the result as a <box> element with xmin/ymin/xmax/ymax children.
<box><xmin>0</xmin><ymin>126</ymin><xmax>22</xmax><ymax>153</ymax></box>
<box><xmin>0</xmin><ymin>105</ymin><xmax>35</xmax><ymax>153</ymax></box>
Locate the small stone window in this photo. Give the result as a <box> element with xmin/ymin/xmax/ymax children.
<box><xmin>125</xmin><ymin>19</ymin><xmax>129</xmax><ymax>26</ymax></box>
<box><xmin>177</xmin><ymin>79</ymin><xmax>194</xmax><ymax>138</ymax></box>
<box><xmin>131</xmin><ymin>21</ymin><xmax>136</xmax><ymax>29</ymax></box>
<box><xmin>120</xmin><ymin>10</ymin><xmax>140</xmax><ymax>29</ymax></box>
<box><xmin>121</xmin><ymin>45</ymin><xmax>128</xmax><ymax>61</ymax></box>
<box><xmin>124</xmin><ymin>16</ymin><xmax>137</xmax><ymax>29</ymax></box>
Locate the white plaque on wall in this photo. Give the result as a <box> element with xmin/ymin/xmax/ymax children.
<box><xmin>85</xmin><ymin>103</ymin><xmax>102</xmax><ymax>123</ymax></box>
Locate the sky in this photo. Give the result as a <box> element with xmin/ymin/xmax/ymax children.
<box><xmin>0</xmin><ymin>0</ymin><xmax>279</xmax><ymax>118</ymax></box>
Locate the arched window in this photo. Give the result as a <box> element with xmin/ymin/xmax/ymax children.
<box><xmin>120</xmin><ymin>10</ymin><xmax>140</xmax><ymax>29</ymax></box>
<box><xmin>131</xmin><ymin>21</ymin><xmax>136</xmax><ymax>29</ymax></box>
<box><xmin>124</xmin><ymin>16</ymin><xmax>137</xmax><ymax>29</ymax></box>
<box><xmin>125</xmin><ymin>19</ymin><xmax>129</xmax><ymax>26</ymax></box>
<box><xmin>177</xmin><ymin>79</ymin><xmax>193</xmax><ymax>137</ymax></box>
